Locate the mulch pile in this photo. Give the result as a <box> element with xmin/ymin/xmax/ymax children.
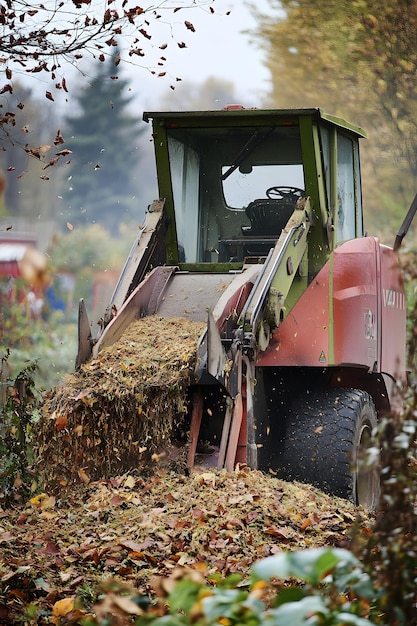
<box><xmin>34</xmin><ymin>316</ymin><xmax>205</xmax><ymax>491</ymax></box>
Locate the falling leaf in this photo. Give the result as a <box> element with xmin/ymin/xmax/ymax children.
<box><xmin>185</xmin><ymin>20</ymin><xmax>195</xmax><ymax>32</ymax></box>
<box><xmin>45</xmin><ymin>91</ymin><xmax>54</xmax><ymax>101</ymax></box>
<box><xmin>66</xmin><ymin>222</ymin><xmax>73</xmax><ymax>230</ymax></box>
<box><xmin>54</xmin><ymin>129</ymin><xmax>65</xmax><ymax>145</ymax></box>
<box><xmin>56</xmin><ymin>149</ymin><xmax>72</xmax><ymax>156</ymax></box>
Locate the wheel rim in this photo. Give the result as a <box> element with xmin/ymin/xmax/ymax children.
<box><xmin>356</xmin><ymin>422</ymin><xmax>379</xmax><ymax>508</ymax></box>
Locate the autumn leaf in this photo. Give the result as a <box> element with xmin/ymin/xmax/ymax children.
<box><xmin>124</xmin><ymin>475</ymin><xmax>136</xmax><ymax>489</ymax></box>
<box><xmin>301</xmin><ymin>517</ymin><xmax>313</xmax><ymax>530</ymax></box>
<box><xmin>52</xmin><ymin>597</ymin><xmax>75</xmax><ymax>618</ymax></box>
<box><xmin>45</xmin><ymin>91</ymin><xmax>54</xmax><ymax>101</ymax></box>
<box><xmin>54</xmin><ymin>129</ymin><xmax>65</xmax><ymax>145</ymax></box>
<box><xmin>55</xmin><ymin>148</ymin><xmax>72</xmax><ymax>156</ymax></box>
<box><xmin>78</xmin><ymin>468</ymin><xmax>90</xmax><ymax>484</ymax></box>
<box><xmin>54</xmin><ymin>415</ymin><xmax>68</xmax><ymax>431</ymax></box>
<box><xmin>185</xmin><ymin>21</ymin><xmax>195</xmax><ymax>32</ymax></box>
<box><xmin>30</xmin><ymin>493</ymin><xmax>49</xmax><ymax>507</ymax></box>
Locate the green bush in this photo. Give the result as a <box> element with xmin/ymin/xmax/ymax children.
<box><xmin>0</xmin><ymin>358</ymin><xmax>41</xmax><ymax>505</ymax></box>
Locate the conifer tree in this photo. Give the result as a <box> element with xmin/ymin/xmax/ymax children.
<box><xmin>63</xmin><ymin>51</ymin><xmax>143</xmax><ymax>233</ymax></box>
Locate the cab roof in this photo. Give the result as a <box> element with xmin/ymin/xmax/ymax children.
<box><xmin>142</xmin><ymin>107</ymin><xmax>366</xmax><ymax>139</ymax></box>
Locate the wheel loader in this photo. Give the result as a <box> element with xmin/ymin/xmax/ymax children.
<box><xmin>76</xmin><ymin>106</ymin><xmax>415</xmax><ymax>509</ymax></box>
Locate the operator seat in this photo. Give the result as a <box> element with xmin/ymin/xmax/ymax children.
<box><xmin>243</xmin><ymin>198</ymin><xmax>295</xmax><ymax>236</ymax></box>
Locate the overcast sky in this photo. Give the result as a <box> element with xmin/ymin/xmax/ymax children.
<box><xmin>107</xmin><ymin>0</ymin><xmax>273</xmax><ymax>110</ymax></box>
<box><xmin>24</xmin><ymin>1</ymin><xmax>274</xmax><ymax>113</ymax></box>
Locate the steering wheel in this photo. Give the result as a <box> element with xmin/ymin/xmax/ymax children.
<box><xmin>266</xmin><ymin>186</ymin><xmax>305</xmax><ymax>200</ymax></box>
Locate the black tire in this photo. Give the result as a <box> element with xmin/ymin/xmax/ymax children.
<box><xmin>279</xmin><ymin>388</ymin><xmax>379</xmax><ymax>508</ymax></box>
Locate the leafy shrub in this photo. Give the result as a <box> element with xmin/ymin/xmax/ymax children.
<box><xmin>0</xmin><ymin>357</ymin><xmax>41</xmax><ymax>505</ymax></box>
<box><xmin>77</xmin><ymin>549</ymin><xmax>375</xmax><ymax>626</ymax></box>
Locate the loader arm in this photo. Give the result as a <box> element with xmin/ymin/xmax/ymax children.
<box><xmin>198</xmin><ymin>198</ymin><xmax>313</xmax><ymax>400</ymax></box>
<box><xmin>239</xmin><ymin>197</ymin><xmax>312</xmax><ymax>355</ymax></box>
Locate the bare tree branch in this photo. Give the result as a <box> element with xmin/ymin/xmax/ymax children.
<box><xmin>0</xmin><ymin>1</ymin><xmax>214</xmax><ymax>80</ymax></box>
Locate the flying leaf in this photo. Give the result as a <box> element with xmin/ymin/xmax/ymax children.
<box><xmin>56</xmin><ymin>149</ymin><xmax>72</xmax><ymax>156</ymax></box>
<box><xmin>54</xmin><ymin>129</ymin><xmax>65</xmax><ymax>145</ymax></box>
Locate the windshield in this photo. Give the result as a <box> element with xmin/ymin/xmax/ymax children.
<box><xmin>222</xmin><ymin>164</ymin><xmax>304</xmax><ymax>209</ymax></box>
<box><xmin>167</xmin><ymin>124</ymin><xmax>304</xmax><ymax>263</ymax></box>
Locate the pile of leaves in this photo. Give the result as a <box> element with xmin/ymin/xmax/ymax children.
<box><xmin>34</xmin><ymin>316</ymin><xmax>205</xmax><ymax>491</ymax></box>
<box><xmin>0</xmin><ymin>466</ymin><xmax>370</xmax><ymax>624</ymax></box>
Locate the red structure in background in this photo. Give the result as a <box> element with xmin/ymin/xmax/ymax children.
<box><xmin>0</xmin><ymin>234</ymin><xmax>37</xmax><ymax>279</ymax></box>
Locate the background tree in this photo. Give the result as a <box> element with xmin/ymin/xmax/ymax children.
<box><xmin>251</xmin><ymin>0</ymin><xmax>417</xmax><ymax>236</ymax></box>
<box><xmin>62</xmin><ymin>51</ymin><xmax>144</xmax><ymax>232</ymax></box>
